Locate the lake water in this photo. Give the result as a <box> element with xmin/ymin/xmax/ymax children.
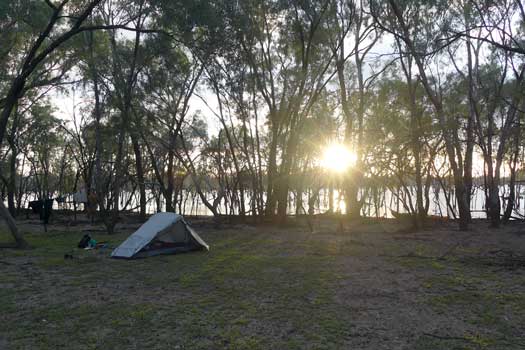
<box><xmin>14</xmin><ymin>184</ymin><xmax>525</xmax><ymax>219</ymax></box>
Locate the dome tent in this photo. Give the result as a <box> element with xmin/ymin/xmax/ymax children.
<box><xmin>111</xmin><ymin>213</ymin><xmax>209</xmax><ymax>258</ymax></box>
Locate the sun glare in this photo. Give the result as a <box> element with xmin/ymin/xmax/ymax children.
<box><xmin>321</xmin><ymin>143</ymin><xmax>357</xmax><ymax>173</ymax></box>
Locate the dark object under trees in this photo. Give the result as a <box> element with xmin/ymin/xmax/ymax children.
<box><xmin>28</xmin><ymin>199</ymin><xmax>54</xmax><ymax>231</ymax></box>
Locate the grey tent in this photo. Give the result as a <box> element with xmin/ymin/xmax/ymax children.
<box><xmin>111</xmin><ymin>213</ymin><xmax>209</xmax><ymax>258</ymax></box>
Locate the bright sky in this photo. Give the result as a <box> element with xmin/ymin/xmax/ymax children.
<box><xmin>50</xmin><ymin>83</ymin><xmax>223</xmax><ymax>136</ymax></box>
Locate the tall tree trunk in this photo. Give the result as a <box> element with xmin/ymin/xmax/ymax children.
<box><xmin>107</xmin><ymin>3</ymin><xmax>144</xmax><ymax>232</ymax></box>
<box><xmin>277</xmin><ymin>119</ymin><xmax>301</xmax><ymax>222</ymax></box>
<box><xmin>166</xmin><ymin>147</ymin><xmax>175</xmax><ymax>212</ymax></box>
<box><xmin>328</xmin><ymin>182</ymin><xmax>334</xmax><ymax>214</ymax></box>
<box><xmin>464</xmin><ymin>17</ymin><xmax>476</xmax><ymax>216</ymax></box>
<box><xmin>7</xmin><ymin>149</ymin><xmax>16</xmax><ymax>217</ymax></box>
<box><xmin>503</xmin><ymin>106</ymin><xmax>521</xmax><ymax>222</ymax></box>
<box><xmin>397</xmin><ymin>45</ymin><xmax>425</xmax><ymax>228</ymax></box>
<box><xmin>0</xmin><ymin>201</ymin><xmax>29</xmax><ymax>248</ymax></box>
<box><xmin>132</xmin><ymin>135</ymin><xmax>146</xmax><ymax>218</ymax></box>
<box><xmin>346</xmin><ymin>18</ymin><xmax>368</xmax><ymax>220</ymax></box>
<box><xmin>265</xmin><ymin>124</ymin><xmax>279</xmax><ymax>216</ymax></box>
<box><xmin>108</xmin><ymin>130</ymin><xmax>127</xmax><ymax>234</ymax></box>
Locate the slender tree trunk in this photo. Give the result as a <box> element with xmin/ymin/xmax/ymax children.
<box><xmin>108</xmin><ymin>124</ymin><xmax>128</xmax><ymax>233</ymax></box>
<box><xmin>346</xmin><ymin>25</ymin><xmax>367</xmax><ymax>220</ymax></box>
<box><xmin>88</xmin><ymin>28</ymin><xmax>108</xmax><ymax>228</ymax></box>
<box><xmin>328</xmin><ymin>182</ymin><xmax>334</xmax><ymax>214</ymax></box>
<box><xmin>308</xmin><ymin>187</ymin><xmax>319</xmax><ymax>215</ymax></box>
<box><xmin>464</xmin><ymin>28</ymin><xmax>475</xmax><ymax>214</ymax></box>
<box><xmin>265</xmin><ymin>124</ymin><xmax>279</xmax><ymax>216</ymax></box>
<box><xmin>132</xmin><ymin>135</ymin><xmax>146</xmax><ymax>218</ymax></box>
<box><xmin>166</xmin><ymin>147</ymin><xmax>175</xmax><ymax>212</ymax></box>
<box><xmin>503</xmin><ymin>159</ymin><xmax>518</xmax><ymax>223</ymax></box>
<box><xmin>7</xmin><ymin>145</ymin><xmax>17</xmax><ymax>217</ymax></box>
<box><xmin>486</xmin><ymin>168</ymin><xmax>501</xmax><ymax>227</ymax></box>
<box><xmin>295</xmin><ymin>162</ymin><xmax>308</xmax><ymax>216</ymax></box>
<box><xmin>503</xmin><ymin>107</ymin><xmax>521</xmax><ymax>222</ymax></box>
<box><xmin>106</xmin><ymin>4</ymin><xmax>144</xmax><ymax>232</ymax></box>
<box><xmin>397</xmin><ymin>47</ymin><xmax>425</xmax><ymax>228</ymax></box>
<box><xmin>464</xmin><ymin>100</ymin><xmax>475</xmax><ymax>212</ymax></box>
<box><xmin>16</xmin><ymin>155</ymin><xmax>26</xmax><ymax>215</ymax></box>
<box><xmin>277</xmin><ymin>120</ymin><xmax>301</xmax><ymax>222</ymax></box>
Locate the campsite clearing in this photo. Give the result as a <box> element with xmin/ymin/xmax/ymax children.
<box><xmin>1</xmin><ymin>216</ymin><xmax>525</xmax><ymax>349</ymax></box>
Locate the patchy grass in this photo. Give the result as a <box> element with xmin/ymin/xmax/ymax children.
<box><xmin>0</xmin><ymin>225</ymin><xmax>352</xmax><ymax>350</ymax></box>
<box><xmin>1</xmin><ymin>218</ymin><xmax>525</xmax><ymax>349</ymax></box>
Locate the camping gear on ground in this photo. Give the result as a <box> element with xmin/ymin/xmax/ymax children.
<box><xmin>88</xmin><ymin>238</ymin><xmax>97</xmax><ymax>248</ymax></box>
<box><xmin>78</xmin><ymin>234</ymin><xmax>107</xmax><ymax>249</ymax></box>
<box><xmin>111</xmin><ymin>212</ymin><xmax>209</xmax><ymax>259</ymax></box>
<box><xmin>78</xmin><ymin>234</ymin><xmax>92</xmax><ymax>248</ymax></box>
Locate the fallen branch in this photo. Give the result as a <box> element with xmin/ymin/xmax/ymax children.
<box><xmin>422</xmin><ymin>332</ymin><xmax>469</xmax><ymax>341</ymax></box>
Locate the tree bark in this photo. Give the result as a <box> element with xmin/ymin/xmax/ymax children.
<box><xmin>0</xmin><ymin>201</ymin><xmax>29</xmax><ymax>248</ymax></box>
<box><xmin>132</xmin><ymin>135</ymin><xmax>146</xmax><ymax>218</ymax></box>
<box><xmin>265</xmin><ymin>124</ymin><xmax>279</xmax><ymax>216</ymax></box>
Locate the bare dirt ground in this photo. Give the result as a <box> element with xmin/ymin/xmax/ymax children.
<box><xmin>1</xmin><ymin>214</ymin><xmax>524</xmax><ymax>349</ymax></box>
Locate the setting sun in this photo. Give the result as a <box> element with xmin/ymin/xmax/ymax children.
<box><xmin>321</xmin><ymin>143</ymin><xmax>357</xmax><ymax>173</ymax></box>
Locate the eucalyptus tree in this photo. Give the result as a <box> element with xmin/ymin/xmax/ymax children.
<box><xmin>95</xmin><ymin>0</ymin><xmax>150</xmax><ymax>233</ymax></box>
<box><xmin>0</xmin><ymin>0</ymin><xmax>115</xmax><ymax>149</ymax></box>
<box><xmin>365</xmin><ymin>72</ymin><xmax>440</xmax><ymax>219</ymax></box>
<box><xmin>454</xmin><ymin>0</ymin><xmax>525</xmax><ymax>56</ymax></box>
<box><xmin>471</xmin><ymin>61</ymin><xmax>524</xmax><ymax>227</ymax></box>
<box><xmin>21</xmin><ymin>103</ymin><xmax>65</xmax><ymax>201</ymax></box>
<box><xmin>371</xmin><ymin>0</ymin><xmax>474</xmax><ymax>230</ymax></box>
<box><xmin>173</xmin><ymin>113</ymin><xmax>226</xmax><ymax>216</ymax></box>
<box><xmin>222</xmin><ymin>0</ymin><xmax>348</xmax><ymax>221</ymax></box>
<box><xmin>503</xmin><ymin>110</ymin><xmax>523</xmax><ymax>222</ymax></box>
<box><xmin>203</xmin><ymin>127</ymin><xmax>244</xmax><ymax>216</ymax></box>
<box><xmin>207</xmin><ymin>70</ymin><xmax>267</xmax><ymax>216</ymax></box>
<box><xmin>138</xmin><ymin>0</ymin><xmax>225</xmax><ymax>214</ymax></box>
<box><xmin>0</xmin><ymin>0</ymin><xmax>155</xmax><ymax>246</ymax></box>
<box><xmin>200</xmin><ymin>60</ymin><xmax>267</xmax><ymax>216</ymax></box>
<box><xmin>72</xmin><ymin>25</ymin><xmax>112</xmax><ymax>217</ymax></box>
<box><xmin>295</xmin><ymin>91</ymin><xmax>339</xmax><ymax>215</ymax></box>
<box><xmin>139</xmin><ymin>37</ymin><xmax>204</xmax><ymax>213</ymax></box>
<box><xmin>393</xmin><ymin>36</ymin><xmax>428</xmax><ymax>227</ymax></box>
<box><xmin>177</xmin><ymin>1</ymin><xmax>270</xmax><ymax>217</ymax></box>
<box><xmin>1</xmin><ymin>96</ymin><xmax>62</xmax><ymax>216</ymax></box>
<box><xmin>1</xmin><ymin>102</ymin><xmax>26</xmax><ymax>217</ymax></box>
<box><xmin>330</xmin><ymin>0</ymin><xmax>382</xmax><ymax>219</ymax></box>
<box><xmin>0</xmin><ymin>0</ymin><xmax>88</xmax><ymax>246</ymax></box>
<box><xmin>445</xmin><ymin>0</ymin><xmax>525</xmax><ymax>227</ymax></box>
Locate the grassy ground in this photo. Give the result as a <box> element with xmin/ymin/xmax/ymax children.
<box><xmin>1</xmin><ymin>216</ymin><xmax>524</xmax><ymax>349</ymax></box>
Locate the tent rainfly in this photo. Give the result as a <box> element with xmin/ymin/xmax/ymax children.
<box><xmin>111</xmin><ymin>213</ymin><xmax>209</xmax><ymax>258</ymax></box>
